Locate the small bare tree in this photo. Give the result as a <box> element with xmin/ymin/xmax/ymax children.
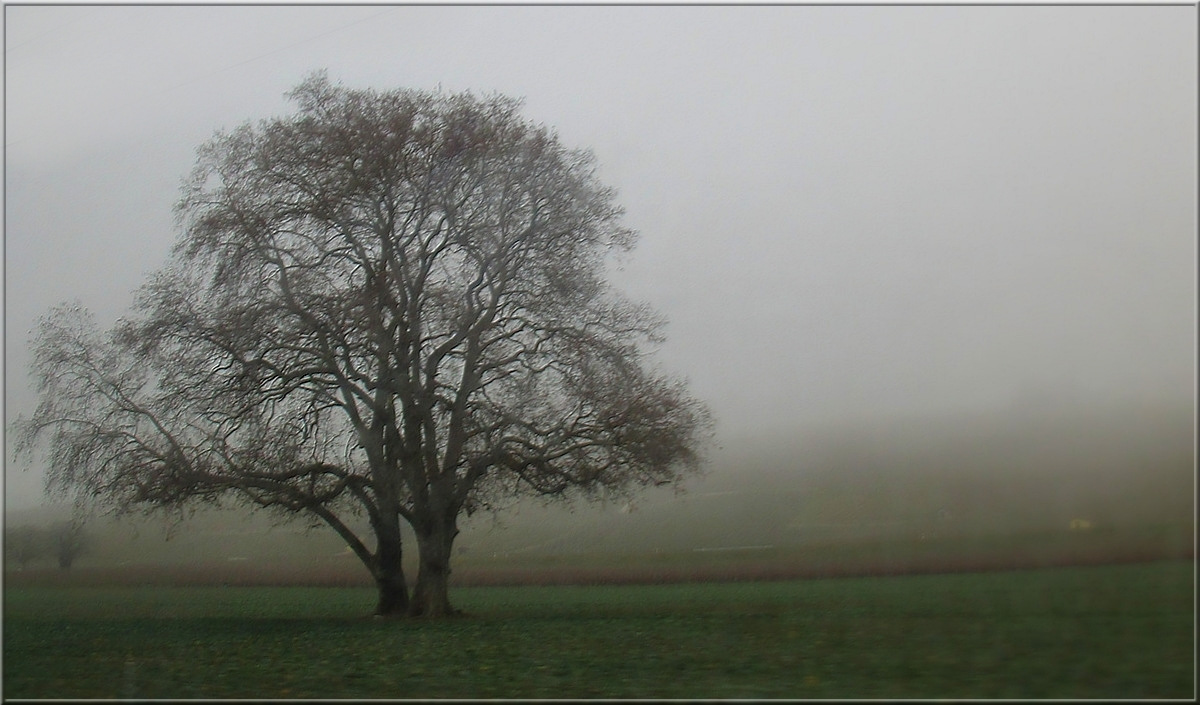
<box><xmin>49</xmin><ymin>517</ymin><xmax>89</xmax><ymax>570</ymax></box>
<box><xmin>15</xmin><ymin>73</ymin><xmax>712</xmax><ymax>617</ymax></box>
<box><xmin>8</xmin><ymin>525</ymin><xmax>46</xmax><ymax>570</ymax></box>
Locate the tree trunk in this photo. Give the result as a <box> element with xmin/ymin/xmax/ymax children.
<box><xmin>373</xmin><ymin>520</ymin><xmax>410</xmax><ymax>617</ymax></box>
<box><xmin>409</xmin><ymin>514</ymin><xmax>460</xmax><ymax>618</ymax></box>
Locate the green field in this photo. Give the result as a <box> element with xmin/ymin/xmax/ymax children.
<box><xmin>3</xmin><ymin>560</ymin><xmax>1193</xmax><ymax>699</ymax></box>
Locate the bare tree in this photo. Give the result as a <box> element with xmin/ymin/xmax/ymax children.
<box><xmin>49</xmin><ymin>517</ymin><xmax>89</xmax><ymax>570</ymax></box>
<box><xmin>8</xmin><ymin>525</ymin><xmax>46</xmax><ymax>570</ymax></box>
<box><xmin>15</xmin><ymin>73</ymin><xmax>712</xmax><ymax>617</ymax></box>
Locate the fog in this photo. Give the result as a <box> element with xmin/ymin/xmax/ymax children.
<box><xmin>4</xmin><ymin>5</ymin><xmax>1195</xmax><ymax>514</ymax></box>
<box><xmin>7</xmin><ymin>396</ymin><xmax>1192</xmax><ymax>579</ymax></box>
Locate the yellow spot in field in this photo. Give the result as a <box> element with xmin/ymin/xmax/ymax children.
<box><xmin>804</xmin><ymin>675</ymin><xmax>819</xmax><ymax>686</ymax></box>
<box><xmin>1069</xmin><ymin>519</ymin><xmax>1094</xmax><ymax>530</ymax></box>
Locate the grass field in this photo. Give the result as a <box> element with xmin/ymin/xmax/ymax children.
<box><xmin>3</xmin><ymin>560</ymin><xmax>1193</xmax><ymax>699</ymax></box>
<box><xmin>7</xmin><ymin>519</ymin><xmax>1193</xmax><ymax>591</ymax></box>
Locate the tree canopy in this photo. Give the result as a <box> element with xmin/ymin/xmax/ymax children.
<box><xmin>15</xmin><ymin>73</ymin><xmax>712</xmax><ymax>616</ymax></box>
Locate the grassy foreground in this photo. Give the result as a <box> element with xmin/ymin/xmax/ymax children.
<box><xmin>3</xmin><ymin>561</ymin><xmax>1193</xmax><ymax>699</ymax></box>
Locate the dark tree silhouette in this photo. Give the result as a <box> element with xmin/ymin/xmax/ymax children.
<box><xmin>15</xmin><ymin>73</ymin><xmax>712</xmax><ymax>616</ymax></box>
<box><xmin>8</xmin><ymin>525</ymin><xmax>45</xmax><ymax>570</ymax></box>
<box><xmin>50</xmin><ymin>518</ymin><xmax>88</xmax><ymax>570</ymax></box>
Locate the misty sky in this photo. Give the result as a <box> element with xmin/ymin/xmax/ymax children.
<box><xmin>4</xmin><ymin>5</ymin><xmax>1196</xmax><ymax>511</ymax></box>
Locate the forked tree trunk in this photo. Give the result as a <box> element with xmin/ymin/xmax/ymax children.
<box><xmin>409</xmin><ymin>514</ymin><xmax>460</xmax><ymax>618</ymax></box>
<box><xmin>372</xmin><ymin>521</ymin><xmax>410</xmax><ymax>617</ymax></box>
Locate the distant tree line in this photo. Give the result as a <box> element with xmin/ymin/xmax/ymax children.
<box><xmin>6</xmin><ymin>519</ymin><xmax>89</xmax><ymax>571</ymax></box>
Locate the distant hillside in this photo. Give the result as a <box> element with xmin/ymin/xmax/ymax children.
<box><xmin>6</xmin><ymin>396</ymin><xmax>1193</xmax><ymax>577</ymax></box>
<box><xmin>453</xmin><ymin>396</ymin><xmax>1194</xmax><ymax>557</ymax></box>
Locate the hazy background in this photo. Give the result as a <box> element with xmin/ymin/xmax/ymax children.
<box><xmin>4</xmin><ymin>5</ymin><xmax>1195</xmax><ymax>518</ymax></box>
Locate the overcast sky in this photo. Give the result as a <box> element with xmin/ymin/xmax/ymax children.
<box><xmin>4</xmin><ymin>5</ymin><xmax>1196</xmax><ymax>511</ymax></box>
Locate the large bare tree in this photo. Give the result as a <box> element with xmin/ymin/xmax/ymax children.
<box><xmin>15</xmin><ymin>73</ymin><xmax>711</xmax><ymax>616</ymax></box>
